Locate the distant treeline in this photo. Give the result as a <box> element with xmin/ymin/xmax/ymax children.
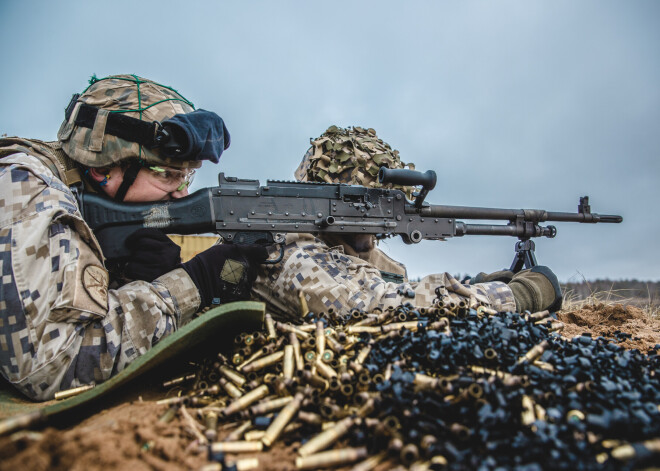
<box><xmin>561</xmin><ymin>280</ymin><xmax>660</xmax><ymax>304</ymax></box>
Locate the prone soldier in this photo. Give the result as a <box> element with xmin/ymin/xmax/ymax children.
<box><xmin>0</xmin><ymin>74</ymin><xmax>267</xmax><ymax>400</ymax></box>
<box><xmin>252</xmin><ymin>126</ymin><xmax>562</xmax><ymax>322</ymax></box>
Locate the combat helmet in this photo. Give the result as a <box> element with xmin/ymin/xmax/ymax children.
<box><xmin>57</xmin><ymin>74</ymin><xmax>230</xmax><ymax>200</ymax></box>
<box><xmin>295</xmin><ymin>125</ymin><xmax>415</xmax><ymax>200</ymax></box>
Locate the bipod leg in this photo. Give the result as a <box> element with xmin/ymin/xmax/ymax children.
<box><xmin>509</xmin><ymin>239</ymin><xmax>538</xmax><ymax>273</ymax></box>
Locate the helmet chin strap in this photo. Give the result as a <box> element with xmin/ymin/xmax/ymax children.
<box><xmin>113</xmin><ymin>160</ymin><xmax>142</xmax><ymax>202</ymax></box>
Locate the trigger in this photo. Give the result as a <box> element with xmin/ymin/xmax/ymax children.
<box><xmin>264</xmin><ymin>244</ymin><xmax>284</xmax><ymax>264</ymax></box>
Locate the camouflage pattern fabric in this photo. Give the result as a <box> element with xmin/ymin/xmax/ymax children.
<box><xmin>58</xmin><ymin>74</ymin><xmax>200</xmax><ymax>170</ymax></box>
<box><xmin>294</xmin><ymin>126</ymin><xmax>415</xmax><ymax>200</ymax></box>
<box><xmin>0</xmin><ymin>151</ymin><xmax>201</xmax><ymax>400</ymax></box>
<box><xmin>259</xmin><ymin>125</ymin><xmax>517</xmax><ymax>322</ymax></box>
<box><xmin>252</xmin><ymin>234</ymin><xmax>517</xmax><ymax>323</ymax></box>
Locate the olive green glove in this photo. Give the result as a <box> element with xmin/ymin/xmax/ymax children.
<box><xmin>468</xmin><ymin>269</ymin><xmax>515</xmax><ymax>285</ymax></box>
<box><xmin>508</xmin><ymin>266</ymin><xmax>563</xmax><ymax>313</ymax></box>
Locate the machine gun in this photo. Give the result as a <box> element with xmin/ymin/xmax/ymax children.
<box><xmin>80</xmin><ymin>168</ymin><xmax>622</xmax><ymax>272</ymax></box>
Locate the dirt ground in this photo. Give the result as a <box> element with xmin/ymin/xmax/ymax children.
<box><xmin>1</xmin><ymin>302</ymin><xmax>658</xmax><ymax>471</ymax></box>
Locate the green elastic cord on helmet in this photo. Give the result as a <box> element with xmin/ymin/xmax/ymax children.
<box><xmin>84</xmin><ymin>74</ymin><xmax>196</xmax><ymax>160</ymax></box>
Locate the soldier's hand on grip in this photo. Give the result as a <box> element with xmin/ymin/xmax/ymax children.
<box><xmin>180</xmin><ymin>244</ymin><xmax>269</xmax><ymax>308</ymax></box>
<box><xmin>124</xmin><ymin>228</ymin><xmax>182</xmax><ymax>281</ymax></box>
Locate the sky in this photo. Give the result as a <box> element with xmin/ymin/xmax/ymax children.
<box><xmin>1</xmin><ymin>0</ymin><xmax>658</xmax><ymax>282</ymax></box>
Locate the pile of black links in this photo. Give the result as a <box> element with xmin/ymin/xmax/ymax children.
<box><xmin>159</xmin><ymin>296</ymin><xmax>660</xmax><ymax>470</ymax></box>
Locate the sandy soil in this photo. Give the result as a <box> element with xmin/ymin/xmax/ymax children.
<box><xmin>1</xmin><ymin>303</ymin><xmax>658</xmax><ymax>471</ymax></box>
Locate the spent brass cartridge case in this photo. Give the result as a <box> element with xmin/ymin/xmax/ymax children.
<box><xmin>566</xmin><ymin>410</ymin><xmax>586</xmax><ymax>422</ymax></box>
<box><xmin>450</xmin><ymin>423</ymin><xmax>471</xmax><ymax>441</ymax></box>
<box><xmin>225</xmin><ymin>420</ymin><xmax>252</xmax><ymax>442</ymax></box>
<box><xmin>431</xmin><ymin>455</ymin><xmax>448</xmax><ymax>467</ymax></box>
<box><xmin>298</xmin><ymin>416</ymin><xmax>356</xmax><ymax>457</ymax></box>
<box><xmin>401</xmin><ymin>444</ymin><xmax>420</xmax><ymax>465</ymax></box>
<box><xmin>290</xmin><ymin>333</ymin><xmax>304</xmax><ymax>371</ymax></box>
<box><xmin>381</xmin><ymin>321</ymin><xmax>422</xmax><ymax>333</ymax></box>
<box><xmin>158</xmin><ymin>405</ymin><xmax>179</xmax><ymax>423</ymax></box>
<box><xmin>232</xmin><ymin>353</ymin><xmax>244</xmax><ymax>365</ymax></box>
<box><xmin>534</xmin><ymin>404</ymin><xmax>547</xmax><ymax>422</ymax></box>
<box><xmin>303</xmin><ymin>371</ymin><xmax>329</xmax><ymax>392</ymax></box>
<box><xmin>533</xmin><ymin>360</ymin><xmax>555</xmax><ymax>372</ymax></box>
<box><xmin>237</xmin><ymin>348</ymin><xmax>267</xmax><ymax>372</ymax></box>
<box><xmin>219</xmin><ymin>366</ymin><xmax>247</xmax><ymax>388</ymax></box>
<box><xmin>315</xmin><ymin>357</ymin><xmax>338</xmax><ymax>380</ymax></box>
<box><xmin>304</xmin><ymin>351</ymin><xmax>316</xmax><ymax>363</ymax></box>
<box><xmin>347</xmin><ymin>325</ymin><xmax>382</xmax><ymax>334</ymax></box>
<box><xmin>388</xmin><ymin>437</ymin><xmax>404</xmax><ymax>455</ymax></box>
<box><xmin>296</xmin><ymin>446</ymin><xmax>368</xmax><ymax>470</ymax></box>
<box><xmin>156</xmin><ymin>396</ymin><xmax>185</xmax><ymax>406</ymax></box>
<box><xmin>316</xmin><ymin>321</ymin><xmax>326</xmax><ymax>357</ymax></box>
<box><xmin>223</xmin><ymin>384</ymin><xmax>270</xmax><ymax>416</ymax></box>
<box><xmin>0</xmin><ymin>410</ymin><xmax>44</xmax><ymax>436</ymax></box>
<box><xmin>249</xmin><ymin>396</ymin><xmax>293</xmax><ymax>416</ymax></box>
<box><xmin>383</xmin><ymin>415</ymin><xmax>401</xmax><ymax>431</ymax></box>
<box><xmin>298</xmin><ymin>290</ymin><xmax>310</xmax><ymax>317</ymax></box>
<box><xmin>244</xmin><ymin>430</ymin><xmax>266</xmax><ymax>441</ymax></box>
<box><xmin>321</xmin><ymin>350</ymin><xmax>334</xmax><ymax>363</ymax></box>
<box><xmin>420</xmin><ymin>435</ymin><xmax>437</xmax><ymax>455</ymax></box>
<box><xmin>162</xmin><ymin>373</ymin><xmax>196</xmax><ymax>388</ymax></box>
<box><xmin>210</xmin><ymin>440</ymin><xmax>263</xmax><ymax>453</ymax></box>
<box><xmin>261</xmin><ymin>392</ymin><xmax>304</xmax><ymax>447</ymax></box>
<box><xmin>353</xmin><ymin>315</ymin><xmax>378</xmax><ymax>327</ymax></box>
<box><xmin>484</xmin><ymin>348</ymin><xmax>498</xmax><ymax>360</ymax></box>
<box><xmin>219</xmin><ymin>377</ymin><xmax>243</xmax><ymax>399</ymax></box>
<box><xmin>350</xmin><ymin>451</ymin><xmax>387</xmax><ymax>471</ymax></box>
<box><xmin>428</xmin><ymin>318</ymin><xmax>450</xmax><ymax>332</ymax></box>
<box><xmin>204</xmin><ymin>411</ymin><xmax>219</xmax><ymax>441</ymax></box>
<box><xmin>548</xmin><ymin>321</ymin><xmax>564</xmax><ymax>332</ymax></box>
<box><xmin>54</xmin><ymin>383</ymin><xmax>95</xmax><ymax>400</ymax></box>
<box><xmin>521</xmin><ymin>395</ymin><xmax>537</xmax><ymax>425</ymax></box>
<box><xmin>325</xmin><ymin>335</ymin><xmax>345</xmax><ymax>355</ymax></box>
<box><xmin>265</xmin><ymin>313</ymin><xmax>277</xmax><ymax>340</ymax></box>
<box><xmin>302</xmin><ymin>337</ymin><xmax>317</xmax><ymax>352</ymax></box>
<box><xmin>470</xmin><ymin>366</ymin><xmax>519</xmax><ymax>384</ymax></box>
<box><xmin>517</xmin><ymin>340</ymin><xmax>550</xmax><ymax>365</ymax></box>
<box><xmin>612</xmin><ymin>438</ymin><xmax>660</xmax><ymax>460</ymax></box>
<box><xmin>467</xmin><ymin>383</ymin><xmax>483</xmax><ymax>399</ymax></box>
<box><xmin>229</xmin><ymin>457</ymin><xmax>260</xmax><ymax>471</ymax></box>
<box><xmin>283</xmin><ymin>345</ymin><xmax>295</xmax><ymax>379</ymax></box>
<box><xmin>528</xmin><ymin>309</ymin><xmax>551</xmax><ymax>322</ymax></box>
<box><xmin>241</xmin><ymin>351</ymin><xmax>284</xmax><ymax>373</ymax></box>
<box><xmin>348</xmin><ymin>346</ymin><xmax>372</xmax><ymax>373</ymax></box>
<box><xmin>198</xmin><ymin>464</ymin><xmax>221</xmax><ymax>471</ymax></box>
<box><xmin>276</xmin><ymin>321</ymin><xmax>310</xmax><ymax>340</ymax></box>
<box><xmin>571</xmin><ymin>381</ymin><xmax>594</xmax><ymax>393</ymax></box>
<box><xmin>357</xmin><ymin>398</ymin><xmax>376</xmax><ymax>418</ymax></box>
<box><xmin>298</xmin><ymin>411</ymin><xmax>323</xmax><ymax>425</ymax></box>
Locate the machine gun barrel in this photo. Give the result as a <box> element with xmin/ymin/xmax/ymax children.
<box><xmin>420</xmin><ymin>205</ymin><xmax>622</xmax><ymax>224</ymax></box>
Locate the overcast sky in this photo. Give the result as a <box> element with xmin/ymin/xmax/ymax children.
<box><xmin>1</xmin><ymin>1</ymin><xmax>658</xmax><ymax>282</ymax></box>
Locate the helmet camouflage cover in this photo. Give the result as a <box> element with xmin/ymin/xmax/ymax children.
<box><xmin>295</xmin><ymin>126</ymin><xmax>415</xmax><ymax>200</ymax></box>
<box><xmin>58</xmin><ymin>74</ymin><xmax>200</xmax><ymax>169</ymax></box>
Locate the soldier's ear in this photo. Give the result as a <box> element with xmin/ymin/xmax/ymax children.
<box><xmin>88</xmin><ymin>168</ymin><xmax>106</xmax><ymax>182</ymax></box>
<box><xmin>88</xmin><ymin>167</ymin><xmax>118</xmax><ymax>183</ymax></box>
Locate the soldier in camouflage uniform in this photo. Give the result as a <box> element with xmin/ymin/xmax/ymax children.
<box><xmin>0</xmin><ymin>75</ymin><xmax>267</xmax><ymax>400</ymax></box>
<box><xmin>253</xmin><ymin>126</ymin><xmax>562</xmax><ymax>322</ymax></box>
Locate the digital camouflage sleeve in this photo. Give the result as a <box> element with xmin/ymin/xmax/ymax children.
<box><xmin>0</xmin><ymin>153</ymin><xmax>201</xmax><ymax>400</ymax></box>
<box><xmin>252</xmin><ymin>234</ymin><xmax>517</xmax><ymax>323</ymax></box>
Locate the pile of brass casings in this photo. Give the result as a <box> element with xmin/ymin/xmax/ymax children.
<box><xmin>159</xmin><ymin>299</ymin><xmax>660</xmax><ymax>470</ymax></box>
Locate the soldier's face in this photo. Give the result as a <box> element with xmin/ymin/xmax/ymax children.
<box><xmin>345</xmin><ymin>234</ymin><xmax>375</xmax><ymax>253</ymax></box>
<box><xmin>98</xmin><ymin>167</ymin><xmax>190</xmax><ymax>201</ymax></box>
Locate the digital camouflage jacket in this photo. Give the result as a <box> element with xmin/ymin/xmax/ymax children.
<box><xmin>0</xmin><ymin>141</ymin><xmax>201</xmax><ymax>400</ymax></box>
<box><xmin>253</xmin><ymin>233</ymin><xmax>517</xmax><ymax>323</ymax></box>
